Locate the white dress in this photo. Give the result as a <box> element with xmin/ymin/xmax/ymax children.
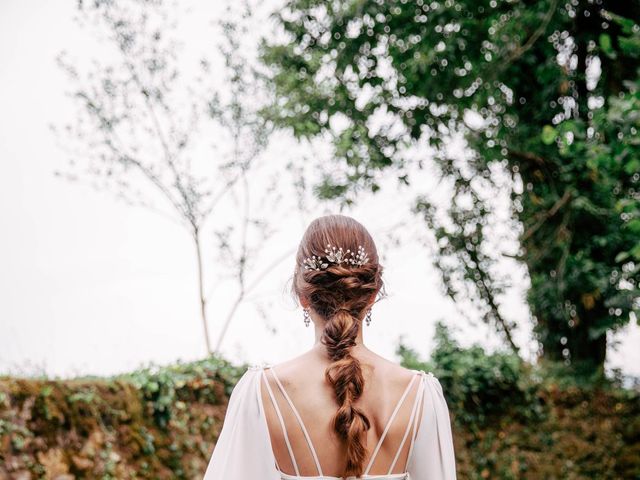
<box><xmin>203</xmin><ymin>365</ymin><xmax>457</xmax><ymax>480</ymax></box>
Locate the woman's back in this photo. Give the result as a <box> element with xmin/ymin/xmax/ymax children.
<box><xmin>202</xmin><ymin>215</ymin><xmax>456</xmax><ymax>480</ymax></box>
<box><xmin>261</xmin><ymin>346</ymin><xmax>424</xmax><ymax>478</ymax></box>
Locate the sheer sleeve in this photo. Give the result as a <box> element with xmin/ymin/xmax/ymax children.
<box><xmin>203</xmin><ymin>367</ymin><xmax>280</xmax><ymax>480</ymax></box>
<box><xmin>406</xmin><ymin>372</ymin><xmax>457</xmax><ymax>480</ymax></box>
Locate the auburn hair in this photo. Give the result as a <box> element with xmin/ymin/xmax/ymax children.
<box><xmin>292</xmin><ymin>214</ymin><xmax>384</xmax><ymax>477</ymax></box>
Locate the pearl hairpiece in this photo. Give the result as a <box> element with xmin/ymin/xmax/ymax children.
<box><xmin>302</xmin><ymin>244</ymin><xmax>370</xmax><ymax>271</ymax></box>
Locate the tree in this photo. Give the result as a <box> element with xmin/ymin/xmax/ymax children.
<box><xmin>54</xmin><ymin>0</ymin><xmax>278</xmax><ymax>354</ymax></box>
<box><xmin>262</xmin><ymin>0</ymin><xmax>640</xmax><ymax>372</ymax></box>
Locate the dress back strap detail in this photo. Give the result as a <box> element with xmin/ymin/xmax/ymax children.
<box><xmin>405</xmin><ymin>372</ymin><xmax>429</xmax><ymax>468</ymax></box>
<box><xmin>260</xmin><ymin>369</ymin><xmax>301</xmax><ymax>476</ymax></box>
<box><xmin>363</xmin><ymin>372</ymin><xmax>420</xmax><ymax>476</ymax></box>
<box><xmin>269</xmin><ymin>367</ymin><xmax>324</xmax><ymax>477</ymax></box>
<box><xmin>387</xmin><ymin>371</ymin><xmax>426</xmax><ymax>474</ymax></box>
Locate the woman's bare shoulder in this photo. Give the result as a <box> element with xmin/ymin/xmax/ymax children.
<box><xmin>262</xmin><ymin>350</ymin><xmax>325</xmax><ymax>384</ymax></box>
<box><xmin>365</xmin><ymin>350</ymin><xmax>417</xmax><ymax>384</ymax></box>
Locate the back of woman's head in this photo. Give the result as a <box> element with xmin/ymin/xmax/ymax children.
<box><xmin>292</xmin><ymin>214</ymin><xmax>384</xmax><ymax>478</ymax></box>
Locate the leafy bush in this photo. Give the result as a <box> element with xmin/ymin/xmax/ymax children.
<box><xmin>398</xmin><ymin>322</ymin><xmax>538</xmax><ymax>425</ymax></box>
<box><xmin>1</xmin><ymin>349</ymin><xmax>638</xmax><ymax>479</ymax></box>
<box><xmin>0</xmin><ymin>356</ymin><xmax>246</xmax><ymax>479</ymax></box>
<box><xmin>397</xmin><ymin>323</ymin><xmax>640</xmax><ymax>478</ymax></box>
<box><xmin>122</xmin><ymin>356</ymin><xmax>245</xmax><ymax>429</ymax></box>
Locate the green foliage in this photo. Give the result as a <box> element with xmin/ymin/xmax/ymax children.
<box><xmin>0</xmin><ymin>356</ymin><xmax>247</xmax><ymax>479</ymax></box>
<box><xmin>397</xmin><ymin>326</ymin><xmax>640</xmax><ymax>478</ymax></box>
<box><xmin>123</xmin><ymin>356</ymin><xmax>246</xmax><ymax>429</ymax></box>
<box><xmin>1</xmin><ymin>355</ymin><xmax>639</xmax><ymax>479</ymax></box>
<box><xmin>262</xmin><ymin>0</ymin><xmax>640</xmax><ymax>373</ymax></box>
<box><xmin>398</xmin><ymin>323</ymin><xmax>537</xmax><ymax>426</ymax></box>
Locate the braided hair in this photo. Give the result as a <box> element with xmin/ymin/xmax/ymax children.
<box><xmin>293</xmin><ymin>214</ymin><xmax>384</xmax><ymax>477</ymax></box>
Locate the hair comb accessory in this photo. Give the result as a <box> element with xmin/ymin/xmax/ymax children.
<box><xmin>302</xmin><ymin>243</ymin><xmax>370</xmax><ymax>271</ymax></box>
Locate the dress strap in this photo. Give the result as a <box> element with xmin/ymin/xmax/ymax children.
<box><xmin>364</xmin><ymin>372</ymin><xmax>420</xmax><ymax>475</ymax></box>
<box><xmin>269</xmin><ymin>367</ymin><xmax>324</xmax><ymax>476</ymax></box>
<box><xmin>387</xmin><ymin>371</ymin><xmax>426</xmax><ymax>474</ymax></box>
<box><xmin>260</xmin><ymin>369</ymin><xmax>300</xmax><ymax>476</ymax></box>
<box><xmin>405</xmin><ymin>372</ymin><xmax>429</xmax><ymax>468</ymax></box>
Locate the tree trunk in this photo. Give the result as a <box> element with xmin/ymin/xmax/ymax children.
<box><xmin>569</xmin><ymin>300</ymin><xmax>608</xmax><ymax>372</ymax></box>
<box><xmin>538</xmin><ymin>322</ymin><xmax>607</xmax><ymax>372</ymax></box>
<box><xmin>193</xmin><ymin>229</ymin><xmax>212</xmax><ymax>355</ymax></box>
<box><xmin>534</xmin><ymin>296</ymin><xmax>608</xmax><ymax>372</ymax></box>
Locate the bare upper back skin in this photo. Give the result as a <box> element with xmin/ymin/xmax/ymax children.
<box><xmin>260</xmin><ymin>345</ymin><xmax>422</xmax><ymax>477</ymax></box>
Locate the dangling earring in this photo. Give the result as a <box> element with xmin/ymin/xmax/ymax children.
<box><xmin>365</xmin><ymin>308</ymin><xmax>372</xmax><ymax>326</ymax></box>
<box><xmin>303</xmin><ymin>308</ymin><xmax>311</xmax><ymax>327</ymax></box>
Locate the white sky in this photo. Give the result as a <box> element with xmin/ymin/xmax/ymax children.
<box><xmin>0</xmin><ymin>0</ymin><xmax>638</xmax><ymax>379</ymax></box>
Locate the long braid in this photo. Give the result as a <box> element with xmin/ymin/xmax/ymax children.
<box><xmin>292</xmin><ymin>214</ymin><xmax>385</xmax><ymax>478</ymax></box>
<box><xmin>322</xmin><ymin>309</ymin><xmax>370</xmax><ymax>477</ymax></box>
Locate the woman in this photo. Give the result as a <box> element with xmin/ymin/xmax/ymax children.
<box><xmin>203</xmin><ymin>214</ymin><xmax>456</xmax><ymax>479</ymax></box>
